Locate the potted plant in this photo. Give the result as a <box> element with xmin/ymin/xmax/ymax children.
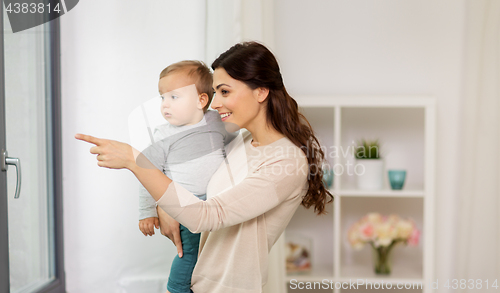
<box><xmin>354</xmin><ymin>139</ymin><xmax>384</xmax><ymax>190</ymax></box>
<box><xmin>347</xmin><ymin>213</ymin><xmax>420</xmax><ymax>275</ymax></box>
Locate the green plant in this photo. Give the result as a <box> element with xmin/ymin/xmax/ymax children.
<box><xmin>354</xmin><ymin>139</ymin><xmax>381</xmax><ymax>159</ymax></box>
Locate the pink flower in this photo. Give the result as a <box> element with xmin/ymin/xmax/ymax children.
<box><xmin>408</xmin><ymin>228</ymin><xmax>420</xmax><ymax>246</ymax></box>
<box><xmin>359</xmin><ymin>222</ymin><xmax>375</xmax><ymax>241</ymax></box>
<box><xmin>347</xmin><ymin>213</ymin><xmax>421</xmax><ymax>250</ymax></box>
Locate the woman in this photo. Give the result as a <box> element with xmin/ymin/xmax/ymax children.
<box><xmin>76</xmin><ymin>41</ymin><xmax>333</xmax><ymax>293</ymax></box>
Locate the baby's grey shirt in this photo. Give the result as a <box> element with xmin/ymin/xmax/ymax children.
<box><xmin>138</xmin><ymin>110</ymin><xmax>237</xmax><ymax>220</ymax></box>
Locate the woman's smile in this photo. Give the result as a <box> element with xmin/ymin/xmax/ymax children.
<box><xmin>219</xmin><ymin>112</ymin><xmax>232</xmax><ymax>121</ymax></box>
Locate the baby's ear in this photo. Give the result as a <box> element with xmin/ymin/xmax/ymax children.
<box><xmin>198</xmin><ymin>93</ymin><xmax>209</xmax><ymax>110</ymax></box>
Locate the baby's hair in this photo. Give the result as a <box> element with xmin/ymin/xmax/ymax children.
<box><xmin>160</xmin><ymin>60</ymin><xmax>213</xmax><ymax>112</ymax></box>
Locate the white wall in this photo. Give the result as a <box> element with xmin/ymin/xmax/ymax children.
<box><xmin>61</xmin><ymin>1</ymin><xmax>206</xmax><ymax>292</ymax></box>
<box><xmin>274</xmin><ymin>0</ymin><xmax>464</xmax><ymax>286</ymax></box>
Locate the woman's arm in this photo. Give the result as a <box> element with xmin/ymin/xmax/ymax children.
<box><xmin>129</xmin><ymin>165</ymin><xmax>172</xmax><ymax>201</ymax></box>
<box><xmin>156</xmin><ymin>155</ymin><xmax>309</xmax><ymax>233</ymax></box>
<box><xmin>75</xmin><ymin>134</ymin><xmax>173</xmax><ymax>201</ymax></box>
<box><xmin>75</xmin><ymin>133</ymin><xmax>309</xmax><ymax>233</ymax></box>
<box><xmin>157</xmin><ymin>206</ymin><xmax>183</xmax><ymax>257</ymax></box>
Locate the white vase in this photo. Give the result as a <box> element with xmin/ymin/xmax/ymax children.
<box><xmin>355</xmin><ymin>159</ymin><xmax>384</xmax><ymax>190</ymax></box>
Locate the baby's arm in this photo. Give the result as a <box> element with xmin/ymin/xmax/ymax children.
<box><xmin>138</xmin><ymin>185</ymin><xmax>159</xmax><ymax>236</ymax></box>
<box><xmin>137</xmin><ymin>130</ymin><xmax>167</xmax><ymax>236</ymax></box>
<box><xmin>139</xmin><ymin>184</ymin><xmax>159</xmax><ymax>218</ymax></box>
<box><xmin>138</xmin><ymin>217</ymin><xmax>159</xmax><ymax>236</ymax></box>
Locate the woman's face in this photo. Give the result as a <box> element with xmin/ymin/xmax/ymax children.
<box><xmin>211</xmin><ymin>68</ymin><xmax>266</xmax><ymax>129</ymax></box>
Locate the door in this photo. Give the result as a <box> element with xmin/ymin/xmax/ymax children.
<box><xmin>0</xmin><ymin>2</ymin><xmax>64</xmax><ymax>293</ymax></box>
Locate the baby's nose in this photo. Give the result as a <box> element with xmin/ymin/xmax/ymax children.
<box><xmin>161</xmin><ymin>99</ymin><xmax>170</xmax><ymax>108</ymax></box>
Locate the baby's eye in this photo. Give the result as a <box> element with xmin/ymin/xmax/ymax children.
<box><xmin>171</xmin><ymin>95</ymin><xmax>179</xmax><ymax>100</ymax></box>
<box><xmin>160</xmin><ymin>95</ymin><xmax>164</xmax><ymax>100</ymax></box>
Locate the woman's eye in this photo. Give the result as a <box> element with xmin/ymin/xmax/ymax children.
<box><xmin>221</xmin><ymin>90</ymin><xmax>228</xmax><ymax>95</ymax></box>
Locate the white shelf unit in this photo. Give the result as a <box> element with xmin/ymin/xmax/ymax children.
<box><xmin>284</xmin><ymin>96</ymin><xmax>435</xmax><ymax>293</ymax></box>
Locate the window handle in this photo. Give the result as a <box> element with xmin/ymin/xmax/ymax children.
<box><xmin>1</xmin><ymin>149</ymin><xmax>22</xmax><ymax>199</ymax></box>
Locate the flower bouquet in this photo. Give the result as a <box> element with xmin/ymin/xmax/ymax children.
<box><xmin>347</xmin><ymin>213</ymin><xmax>420</xmax><ymax>274</ymax></box>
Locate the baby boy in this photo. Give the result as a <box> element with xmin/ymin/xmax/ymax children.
<box><xmin>137</xmin><ymin>60</ymin><xmax>236</xmax><ymax>293</ymax></box>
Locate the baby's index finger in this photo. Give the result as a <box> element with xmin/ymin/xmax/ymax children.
<box><xmin>75</xmin><ymin>133</ymin><xmax>102</xmax><ymax>145</ymax></box>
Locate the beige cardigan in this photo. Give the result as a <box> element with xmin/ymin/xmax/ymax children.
<box><xmin>156</xmin><ymin>129</ymin><xmax>309</xmax><ymax>293</ymax></box>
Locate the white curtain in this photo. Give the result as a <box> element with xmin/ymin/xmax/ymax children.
<box><xmin>204</xmin><ymin>0</ymin><xmax>276</xmax><ymax>65</ymax></box>
<box><xmin>455</xmin><ymin>0</ymin><xmax>500</xmax><ymax>289</ymax></box>
<box><xmin>204</xmin><ymin>1</ymin><xmax>285</xmax><ymax>293</ymax></box>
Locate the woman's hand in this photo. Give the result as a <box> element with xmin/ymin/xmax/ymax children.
<box><xmin>157</xmin><ymin>205</ymin><xmax>184</xmax><ymax>258</ymax></box>
<box><xmin>75</xmin><ymin>133</ymin><xmax>137</xmax><ymax>170</ymax></box>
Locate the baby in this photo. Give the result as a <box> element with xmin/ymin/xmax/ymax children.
<box><xmin>137</xmin><ymin>60</ymin><xmax>236</xmax><ymax>293</ymax></box>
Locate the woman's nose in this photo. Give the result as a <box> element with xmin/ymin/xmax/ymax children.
<box><xmin>211</xmin><ymin>93</ymin><xmax>221</xmax><ymax>110</ymax></box>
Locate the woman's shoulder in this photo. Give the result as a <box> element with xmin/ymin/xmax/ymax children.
<box><xmin>257</xmin><ymin>137</ymin><xmax>309</xmax><ymax>192</ymax></box>
<box><xmin>233</xmin><ymin>130</ymin><xmax>308</xmax><ymax>164</ymax></box>
<box><xmin>254</xmin><ymin>135</ymin><xmax>309</xmax><ymax>175</ymax></box>
<box><xmin>264</xmin><ymin>135</ymin><xmax>307</xmax><ymax>159</ymax></box>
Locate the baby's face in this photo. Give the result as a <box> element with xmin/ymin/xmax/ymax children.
<box><xmin>158</xmin><ymin>72</ymin><xmax>202</xmax><ymax>126</ymax></box>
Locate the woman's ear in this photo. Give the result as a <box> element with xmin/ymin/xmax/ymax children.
<box><xmin>197</xmin><ymin>93</ymin><xmax>209</xmax><ymax>110</ymax></box>
<box><xmin>255</xmin><ymin>87</ymin><xmax>270</xmax><ymax>103</ymax></box>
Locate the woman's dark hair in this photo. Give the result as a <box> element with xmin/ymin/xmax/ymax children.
<box><xmin>212</xmin><ymin>41</ymin><xmax>333</xmax><ymax>215</ymax></box>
